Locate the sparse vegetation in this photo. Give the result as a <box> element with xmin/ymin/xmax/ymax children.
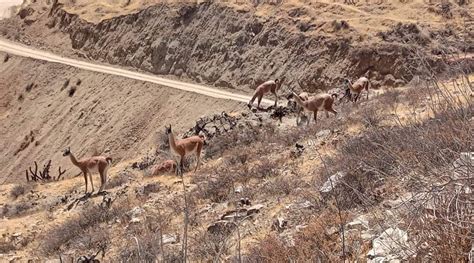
<box><xmin>68</xmin><ymin>85</ymin><xmax>77</xmax><ymax>96</ymax></box>
<box><xmin>41</xmin><ymin>200</ymin><xmax>130</xmax><ymax>255</ymax></box>
<box><xmin>62</xmin><ymin>79</ymin><xmax>70</xmax><ymax>91</ymax></box>
<box><xmin>105</xmin><ymin>171</ymin><xmax>130</xmax><ymax>190</ymax></box>
<box><xmin>10</xmin><ymin>184</ymin><xmax>32</xmax><ymax>199</ymax></box>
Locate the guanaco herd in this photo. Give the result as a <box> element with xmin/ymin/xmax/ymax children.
<box><xmin>63</xmin><ymin>76</ymin><xmax>371</xmax><ymax>194</ymax></box>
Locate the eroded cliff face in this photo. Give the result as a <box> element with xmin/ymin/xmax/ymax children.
<box><xmin>44</xmin><ymin>2</ymin><xmax>444</xmax><ymax>92</ymax></box>
<box><xmin>4</xmin><ymin>1</ymin><xmax>471</xmax><ymax>93</ymax></box>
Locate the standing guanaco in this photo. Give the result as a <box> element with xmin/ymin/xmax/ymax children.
<box><xmin>165</xmin><ymin>125</ymin><xmax>204</xmax><ymax>175</ymax></box>
<box><xmin>248</xmin><ymin>77</ymin><xmax>286</xmax><ymax>109</ymax></box>
<box><xmin>62</xmin><ymin>147</ymin><xmax>112</xmax><ymax>193</ymax></box>
<box><xmin>291</xmin><ymin>92</ymin><xmax>338</xmax><ymax>125</ymax></box>
<box><xmin>341</xmin><ymin>77</ymin><xmax>371</xmax><ymax>102</ymax></box>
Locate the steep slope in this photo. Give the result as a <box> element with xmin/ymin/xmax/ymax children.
<box><xmin>1</xmin><ymin>0</ymin><xmax>472</xmax><ymax>93</ymax></box>
<box><xmin>0</xmin><ymin>53</ymin><xmax>242</xmax><ymax>183</ymax></box>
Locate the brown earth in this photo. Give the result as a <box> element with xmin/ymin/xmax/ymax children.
<box><xmin>0</xmin><ymin>0</ymin><xmax>472</xmax><ymax>262</ymax></box>
<box><xmin>0</xmin><ymin>52</ymin><xmax>242</xmax><ymax>184</ymax></box>
<box><xmin>0</xmin><ymin>0</ymin><xmax>472</xmax><ymax>94</ymax></box>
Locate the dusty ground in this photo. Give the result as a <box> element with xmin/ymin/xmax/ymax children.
<box><xmin>0</xmin><ymin>0</ymin><xmax>472</xmax><ymax>261</ymax></box>
<box><xmin>1</xmin><ymin>49</ymin><xmax>470</xmax><ymax>260</ymax></box>
<box><xmin>0</xmin><ymin>52</ymin><xmax>243</xmax><ymax>184</ymax></box>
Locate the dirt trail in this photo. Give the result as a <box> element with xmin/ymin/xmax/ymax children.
<box><xmin>0</xmin><ymin>39</ymin><xmax>273</xmax><ymax>106</ymax></box>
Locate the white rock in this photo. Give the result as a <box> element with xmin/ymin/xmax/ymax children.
<box><xmin>234</xmin><ymin>185</ymin><xmax>243</xmax><ymax>193</ymax></box>
<box><xmin>130</xmin><ymin>218</ymin><xmax>141</xmax><ymax>223</ymax></box>
<box><xmin>316</xmin><ymin>129</ymin><xmax>331</xmax><ymax>138</ymax></box>
<box><xmin>367</xmin><ymin>227</ymin><xmax>409</xmax><ymax>262</ymax></box>
<box><xmin>346</xmin><ymin>215</ymin><xmax>369</xmax><ymax>231</ymax></box>
<box><xmin>320</xmin><ymin>172</ymin><xmax>346</xmax><ymax>193</ymax></box>
<box><xmin>162</xmin><ymin>234</ymin><xmax>177</xmax><ymax>244</ymax></box>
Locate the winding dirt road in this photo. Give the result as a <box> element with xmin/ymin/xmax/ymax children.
<box><xmin>0</xmin><ymin>38</ymin><xmax>273</xmax><ymax>105</ymax></box>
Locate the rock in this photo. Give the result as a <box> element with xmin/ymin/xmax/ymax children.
<box><xmin>361</xmin><ymin>232</ymin><xmax>373</xmax><ymax>241</ymax></box>
<box><xmin>316</xmin><ymin>129</ymin><xmax>331</xmax><ymax>139</ymax></box>
<box><xmin>207</xmin><ymin>220</ymin><xmax>235</xmax><ymax>234</ymax></box>
<box><xmin>320</xmin><ymin>172</ymin><xmax>346</xmax><ymax>193</ymax></box>
<box><xmin>295</xmin><ymin>224</ymin><xmax>307</xmax><ymax>232</ymax></box>
<box><xmin>162</xmin><ymin>234</ymin><xmax>178</xmax><ymax>244</ymax></box>
<box><xmin>220</xmin><ymin>204</ymin><xmax>263</xmax><ymax>221</ymax></box>
<box><xmin>367</xmin><ymin>227</ymin><xmax>409</xmax><ymax>262</ymax></box>
<box><xmin>286</xmin><ymin>200</ymin><xmax>314</xmax><ymax>210</ymax></box>
<box><xmin>239</xmin><ymin>198</ymin><xmax>251</xmax><ymax>206</ymax></box>
<box><xmin>271</xmin><ymin>217</ymin><xmax>288</xmax><ymax>232</ymax></box>
<box><xmin>127</xmin><ymin>206</ymin><xmax>144</xmax><ymax>223</ymax></box>
<box><xmin>326</xmin><ymin>226</ymin><xmax>339</xmax><ymax>235</ymax></box>
<box><xmin>346</xmin><ymin>215</ymin><xmax>369</xmax><ymax>231</ymax></box>
<box><xmin>453</xmin><ymin>152</ymin><xmax>473</xmax><ymax>179</ymax></box>
<box><xmin>221</xmin><ymin>209</ymin><xmax>248</xmax><ymax>221</ymax></box>
<box><xmin>383</xmin><ymin>74</ymin><xmax>397</xmax><ymax>86</ymax></box>
<box><xmin>130</xmin><ymin>218</ymin><xmax>141</xmax><ymax>223</ymax></box>
<box><xmin>234</xmin><ymin>185</ymin><xmax>243</xmax><ymax>193</ymax></box>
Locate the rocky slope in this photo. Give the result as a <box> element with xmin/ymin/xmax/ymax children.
<box><xmin>0</xmin><ymin>53</ymin><xmax>242</xmax><ymax>184</ymax></box>
<box><xmin>1</xmin><ymin>1</ymin><xmax>472</xmax><ymax>93</ymax></box>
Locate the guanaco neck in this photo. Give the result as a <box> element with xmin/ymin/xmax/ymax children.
<box><xmin>68</xmin><ymin>152</ymin><xmax>80</xmax><ymax>167</ymax></box>
<box><xmin>347</xmin><ymin>80</ymin><xmax>354</xmax><ymax>90</ymax></box>
<box><xmin>168</xmin><ymin>132</ymin><xmax>178</xmax><ymax>151</ymax></box>
<box><xmin>293</xmin><ymin>93</ymin><xmax>307</xmax><ymax>109</ymax></box>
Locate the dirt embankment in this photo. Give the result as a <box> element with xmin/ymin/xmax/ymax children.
<box><xmin>3</xmin><ymin>1</ymin><xmax>472</xmax><ymax>93</ymax></box>
<box><xmin>0</xmin><ymin>53</ymin><xmax>242</xmax><ymax>184</ymax></box>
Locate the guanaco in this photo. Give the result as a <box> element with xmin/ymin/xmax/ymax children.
<box><xmin>152</xmin><ymin>159</ymin><xmax>177</xmax><ymax>175</ymax></box>
<box><xmin>341</xmin><ymin>77</ymin><xmax>371</xmax><ymax>102</ymax></box>
<box><xmin>165</xmin><ymin>125</ymin><xmax>204</xmax><ymax>175</ymax></box>
<box><xmin>248</xmin><ymin>77</ymin><xmax>286</xmax><ymax>109</ymax></box>
<box><xmin>293</xmin><ymin>92</ymin><xmax>311</xmax><ymax>125</ymax></box>
<box><xmin>291</xmin><ymin>91</ymin><xmax>338</xmax><ymax>125</ymax></box>
<box><xmin>62</xmin><ymin>147</ymin><xmax>112</xmax><ymax>193</ymax></box>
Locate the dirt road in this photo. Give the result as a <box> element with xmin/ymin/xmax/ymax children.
<box><xmin>0</xmin><ymin>38</ymin><xmax>273</xmax><ymax>105</ymax></box>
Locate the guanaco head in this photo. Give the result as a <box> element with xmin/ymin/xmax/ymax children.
<box><xmin>343</xmin><ymin>78</ymin><xmax>352</xmax><ymax>86</ymax></box>
<box><xmin>276</xmin><ymin>77</ymin><xmax>286</xmax><ymax>88</ymax></box>
<box><xmin>165</xmin><ymin>125</ymin><xmax>172</xmax><ymax>135</ymax></box>
<box><xmin>62</xmin><ymin>147</ymin><xmax>71</xmax><ymax>156</ymax></box>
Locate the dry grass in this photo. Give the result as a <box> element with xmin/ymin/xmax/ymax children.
<box><xmin>118</xmin><ymin>209</ymin><xmax>173</xmax><ymax>262</ymax></box>
<box><xmin>41</xmin><ymin>200</ymin><xmax>131</xmax><ymax>255</ymax></box>
<box><xmin>10</xmin><ymin>184</ymin><xmax>33</xmax><ymax>199</ymax></box>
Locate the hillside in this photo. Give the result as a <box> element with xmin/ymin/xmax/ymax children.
<box><xmin>1</xmin><ymin>0</ymin><xmax>472</xmax><ymax>92</ymax></box>
<box><xmin>0</xmin><ymin>0</ymin><xmax>473</xmax><ymax>262</ymax></box>
<box><xmin>0</xmin><ymin>52</ymin><xmax>242</xmax><ymax>184</ymax></box>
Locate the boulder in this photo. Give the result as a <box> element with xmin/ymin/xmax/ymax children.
<box><xmin>367</xmin><ymin>227</ymin><xmax>409</xmax><ymax>262</ymax></box>
<box><xmin>320</xmin><ymin>172</ymin><xmax>346</xmax><ymax>193</ymax></box>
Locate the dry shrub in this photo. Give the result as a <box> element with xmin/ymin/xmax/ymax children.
<box><xmin>247</xmin><ymin>210</ymin><xmax>353</xmax><ymax>262</ymax></box>
<box><xmin>0</xmin><ymin>240</ymin><xmax>16</xmax><ymax>253</ymax></box>
<box><xmin>41</xmin><ymin>200</ymin><xmax>130</xmax><ymax>254</ymax></box>
<box><xmin>68</xmin><ymin>86</ymin><xmax>77</xmax><ymax>97</ymax></box>
<box><xmin>1</xmin><ymin>202</ymin><xmax>33</xmax><ymax>218</ymax></box>
<box><xmin>249</xmin><ymin>158</ymin><xmax>279</xmax><ymax>179</ymax></box>
<box><xmin>245</xmin><ymin>233</ymin><xmax>291</xmax><ymax>263</ymax></box>
<box><xmin>262</xmin><ymin>176</ymin><xmax>299</xmax><ymax>197</ymax></box>
<box><xmin>105</xmin><ymin>171</ymin><xmax>130</xmax><ymax>190</ymax></box>
<box><xmin>119</xmin><ymin>210</ymin><xmax>172</xmax><ymax>262</ymax></box>
<box><xmin>193</xmin><ymin>171</ymin><xmax>235</xmax><ymax>203</ymax></box>
<box><xmin>204</xmin><ymin>123</ymin><xmax>276</xmax><ymax>159</ymax></box>
<box><xmin>61</xmin><ymin>79</ymin><xmax>70</xmax><ymax>91</ymax></box>
<box><xmin>326</xmin><ymin>102</ymin><xmax>471</xmax><ymax>181</ymax></box>
<box><xmin>190</xmin><ymin>230</ymin><xmax>232</xmax><ymax>262</ymax></box>
<box><xmin>192</xmin><ymin>155</ymin><xmax>280</xmax><ymax>202</ymax></box>
<box><xmin>157</xmin><ymin>131</ymin><xmax>170</xmax><ymax>151</ymax></box>
<box><xmin>10</xmin><ymin>184</ymin><xmax>32</xmax><ymax>199</ymax></box>
<box><xmin>75</xmin><ymin>227</ymin><xmax>110</xmax><ymax>253</ymax></box>
<box><xmin>410</xmin><ymin>189</ymin><xmax>472</xmax><ymax>261</ymax></box>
